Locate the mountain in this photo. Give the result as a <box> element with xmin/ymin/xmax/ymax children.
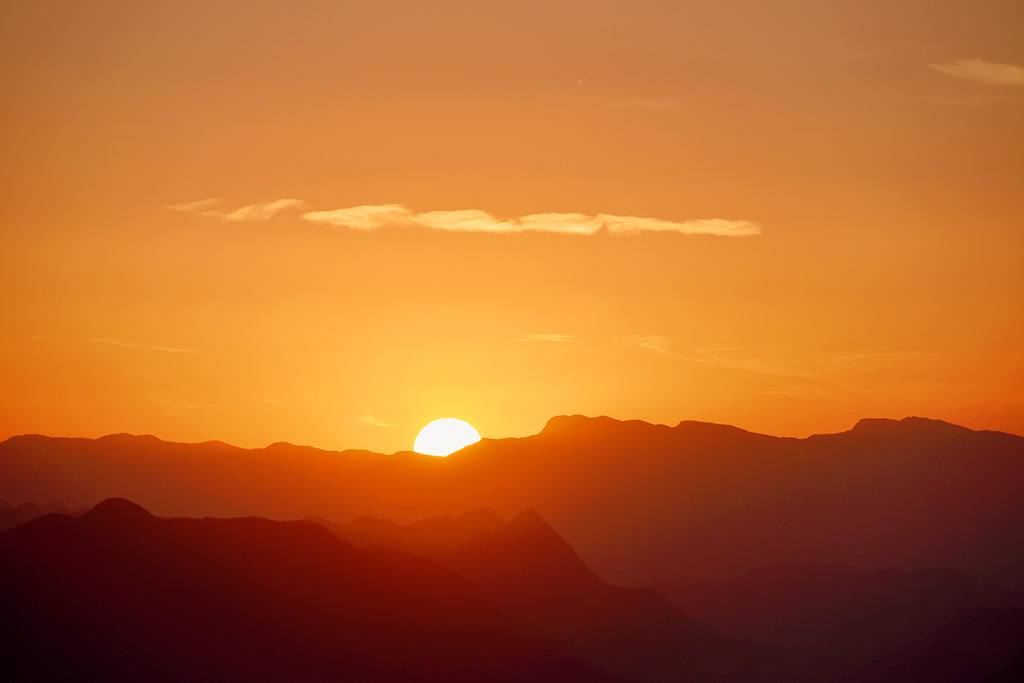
<box><xmin>2</xmin><ymin>415</ymin><xmax>1022</xmax><ymax>588</ymax></box>
<box><xmin>655</xmin><ymin>563</ymin><xmax>1024</xmax><ymax>664</ymax></box>
<box><xmin>984</xmin><ymin>648</ymin><xmax>1024</xmax><ymax>683</ymax></box>
<box><xmin>318</xmin><ymin>508</ymin><xmax>790</xmax><ymax>683</ymax></box>
<box><xmin>0</xmin><ymin>499</ymin><xmax>628</xmax><ymax>683</ymax></box>
<box><xmin>0</xmin><ymin>500</ymin><xmax>89</xmax><ymax>534</ymax></box>
<box><xmin>852</xmin><ymin>607</ymin><xmax>1024</xmax><ymax>683</ymax></box>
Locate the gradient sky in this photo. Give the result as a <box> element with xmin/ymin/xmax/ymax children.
<box><xmin>2</xmin><ymin>0</ymin><xmax>1022</xmax><ymax>452</ymax></box>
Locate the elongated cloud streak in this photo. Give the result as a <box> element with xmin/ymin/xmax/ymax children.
<box><xmin>517</xmin><ymin>333</ymin><xmax>579</xmax><ymax>343</ymax></box>
<box><xmin>303</xmin><ymin>204</ymin><xmax>413</xmax><ymax>231</ymax></box>
<box><xmin>930</xmin><ymin>59</ymin><xmax>1024</xmax><ymax>87</ymax></box>
<box><xmin>303</xmin><ymin>205</ymin><xmax>760</xmax><ymax>237</ymax></box>
<box><xmin>221</xmin><ymin>199</ymin><xmax>310</xmax><ymax>222</ymax></box>
<box><xmin>358</xmin><ymin>413</ymin><xmax>392</xmax><ymax>428</ymax></box>
<box><xmin>87</xmin><ymin>338</ymin><xmax>202</xmax><ymax>354</ymax></box>
<box><xmin>167</xmin><ymin>198</ymin><xmax>309</xmax><ymax>221</ymax></box>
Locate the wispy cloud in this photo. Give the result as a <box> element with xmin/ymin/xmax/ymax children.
<box><xmin>303</xmin><ymin>205</ymin><xmax>761</xmax><ymax>237</ymax></box>
<box><xmin>681</xmin><ymin>346</ymin><xmax>952</xmax><ymax>380</ymax></box>
<box><xmin>612</xmin><ymin>335</ymin><xmax>679</xmax><ymax>357</ymax></box>
<box><xmin>517</xmin><ymin>333</ymin><xmax>580</xmax><ymax>343</ymax></box>
<box><xmin>168</xmin><ymin>199</ymin><xmax>760</xmax><ymax>237</ymax></box>
<box><xmin>167</xmin><ymin>198</ymin><xmax>309</xmax><ymax>221</ymax></box>
<box><xmin>165</xmin><ymin>198</ymin><xmax>223</xmax><ymax>213</ymax></box>
<box><xmin>930</xmin><ymin>59</ymin><xmax>1024</xmax><ymax>87</ymax></box>
<box><xmin>221</xmin><ymin>199</ymin><xmax>310</xmax><ymax>222</ymax></box>
<box><xmin>147</xmin><ymin>395</ymin><xmax>209</xmax><ymax>411</ymax></box>
<box><xmin>303</xmin><ymin>204</ymin><xmax>412</xmax><ymax>231</ymax></box>
<box><xmin>358</xmin><ymin>413</ymin><xmax>392</xmax><ymax>428</ymax></box>
<box><xmin>86</xmin><ymin>338</ymin><xmax>203</xmax><ymax>354</ymax></box>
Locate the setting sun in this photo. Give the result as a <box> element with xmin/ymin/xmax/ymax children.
<box><xmin>413</xmin><ymin>418</ymin><xmax>481</xmax><ymax>457</ymax></box>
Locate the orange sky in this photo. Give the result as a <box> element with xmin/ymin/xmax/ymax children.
<box><xmin>2</xmin><ymin>0</ymin><xmax>1022</xmax><ymax>452</ymax></box>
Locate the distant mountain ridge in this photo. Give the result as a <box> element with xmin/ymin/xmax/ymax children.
<box><xmin>0</xmin><ymin>499</ymin><xmax>89</xmax><ymax>534</ymax></box>
<box><xmin>2</xmin><ymin>414</ymin><xmax>1022</xmax><ymax>589</ymax></box>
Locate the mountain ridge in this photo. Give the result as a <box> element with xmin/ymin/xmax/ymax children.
<box><xmin>2</xmin><ymin>414</ymin><xmax>1022</xmax><ymax>590</ymax></box>
<box><xmin>4</xmin><ymin>413</ymin><xmax>1018</xmax><ymax>454</ymax></box>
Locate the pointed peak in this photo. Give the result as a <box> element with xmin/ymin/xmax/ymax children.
<box><xmin>509</xmin><ymin>508</ymin><xmax>554</xmax><ymax>531</ymax></box>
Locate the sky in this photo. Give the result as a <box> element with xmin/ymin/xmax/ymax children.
<box><xmin>1</xmin><ymin>0</ymin><xmax>1022</xmax><ymax>453</ymax></box>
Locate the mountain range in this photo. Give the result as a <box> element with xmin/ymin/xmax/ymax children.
<box><xmin>3</xmin><ymin>415</ymin><xmax>1022</xmax><ymax>589</ymax></box>
<box><xmin>0</xmin><ymin>498</ymin><xmax>627</xmax><ymax>682</ymax></box>
<box><xmin>655</xmin><ymin>563</ymin><xmax>1024</xmax><ymax>670</ymax></box>
<box><xmin>4</xmin><ymin>498</ymin><xmax>1022</xmax><ymax>682</ymax></box>
<box><xmin>313</xmin><ymin>508</ymin><xmax>787</xmax><ymax>682</ymax></box>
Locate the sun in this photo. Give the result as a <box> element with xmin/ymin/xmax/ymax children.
<box><xmin>413</xmin><ymin>418</ymin><xmax>481</xmax><ymax>457</ymax></box>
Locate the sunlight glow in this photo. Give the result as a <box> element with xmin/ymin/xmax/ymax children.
<box><xmin>413</xmin><ymin>418</ymin><xmax>481</xmax><ymax>456</ymax></box>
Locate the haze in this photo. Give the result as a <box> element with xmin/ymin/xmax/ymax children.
<box><xmin>2</xmin><ymin>0</ymin><xmax>1022</xmax><ymax>452</ymax></box>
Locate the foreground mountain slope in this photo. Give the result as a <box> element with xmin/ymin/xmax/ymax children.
<box><xmin>851</xmin><ymin>607</ymin><xmax>1024</xmax><ymax>683</ymax></box>
<box><xmin>655</xmin><ymin>563</ymin><xmax>1024</xmax><ymax>664</ymax></box>
<box><xmin>0</xmin><ymin>499</ymin><xmax>627</xmax><ymax>683</ymax></box>
<box><xmin>2</xmin><ymin>415</ymin><xmax>1022</xmax><ymax>587</ymax></box>
<box><xmin>322</xmin><ymin>508</ymin><xmax>792</xmax><ymax>683</ymax></box>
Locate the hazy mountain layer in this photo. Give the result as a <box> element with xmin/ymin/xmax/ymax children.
<box><xmin>656</xmin><ymin>563</ymin><xmax>1024</xmax><ymax>664</ymax></box>
<box><xmin>2</xmin><ymin>415</ymin><xmax>1022</xmax><ymax>587</ymax></box>
<box><xmin>317</xmin><ymin>508</ymin><xmax>791</xmax><ymax>683</ymax></box>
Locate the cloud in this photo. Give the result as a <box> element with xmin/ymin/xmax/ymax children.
<box><xmin>87</xmin><ymin>338</ymin><xmax>203</xmax><ymax>354</ymax></box>
<box><xmin>147</xmin><ymin>395</ymin><xmax>209</xmax><ymax>411</ymax></box>
<box><xmin>171</xmin><ymin>199</ymin><xmax>761</xmax><ymax>237</ymax></box>
<box><xmin>221</xmin><ymin>199</ymin><xmax>310</xmax><ymax>222</ymax></box>
<box><xmin>303</xmin><ymin>204</ymin><xmax>414</xmax><ymax>231</ymax></box>
<box><xmin>165</xmin><ymin>198</ymin><xmax>223</xmax><ymax>213</ymax></box>
<box><xmin>930</xmin><ymin>59</ymin><xmax>1024</xmax><ymax>87</ymax></box>
<box><xmin>358</xmin><ymin>413</ymin><xmax>392</xmax><ymax>428</ymax></box>
<box><xmin>303</xmin><ymin>204</ymin><xmax>760</xmax><ymax>237</ymax></box>
<box><xmin>681</xmin><ymin>346</ymin><xmax>952</xmax><ymax>380</ymax></box>
<box><xmin>613</xmin><ymin>335</ymin><xmax>679</xmax><ymax>357</ymax></box>
<box><xmin>167</xmin><ymin>198</ymin><xmax>309</xmax><ymax>221</ymax></box>
<box><xmin>517</xmin><ymin>333</ymin><xmax>579</xmax><ymax>343</ymax></box>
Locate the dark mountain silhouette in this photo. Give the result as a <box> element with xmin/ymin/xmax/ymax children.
<box><xmin>0</xmin><ymin>499</ymin><xmax>89</xmax><ymax>533</ymax></box>
<box><xmin>0</xmin><ymin>499</ymin><xmax>629</xmax><ymax>683</ymax></box>
<box><xmin>317</xmin><ymin>507</ymin><xmax>790</xmax><ymax>683</ymax></box>
<box><xmin>983</xmin><ymin>648</ymin><xmax>1024</xmax><ymax>683</ymax></box>
<box><xmin>851</xmin><ymin>607</ymin><xmax>1024</xmax><ymax>683</ymax></box>
<box><xmin>655</xmin><ymin>563</ymin><xmax>1024</xmax><ymax>665</ymax></box>
<box><xmin>2</xmin><ymin>415</ymin><xmax>1022</xmax><ymax>588</ymax></box>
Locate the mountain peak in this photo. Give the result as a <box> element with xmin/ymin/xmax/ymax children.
<box><xmin>84</xmin><ymin>498</ymin><xmax>154</xmax><ymax>524</ymax></box>
<box><xmin>511</xmin><ymin>508</ymin><xmax>548</xmax><ymax>527</ymax></box>
<box><xmin>851</xmin><ymin>416</ymin><xmax>974</xmax><ymax>438</ymax></box>
<box><xmin>541</xmin><ymin>414</ymin><xmax>618</xmax><ymax>434</ymax></box>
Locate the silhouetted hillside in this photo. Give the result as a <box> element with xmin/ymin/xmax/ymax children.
<box><xmin>655</xmin><ymin>563</ymin><xmax>1024</xmax><ymax>664</ymax></box>
<box><xmin>984</xmin><ymin>648</ymin><xmax>1024</xmax><ymax>683</ymax></box>
<box><xmin>322</xmin><ymin>508</ymin><xmax>791</xmax><ymax>683</ymax></box>
<box><xmin>0</xmin><ymin>499</ymin><xmax>628</xmax><ymax>683</ymax></box>
<box><xmin>2</xmin><ymin>415</ymin><xmax>1022</xmax><ymax>588</ymax></box>
<box><xmin>0</xmin><ymin>500</ymin><xmax>88</xmax><ymax>533</ymax></box>
<box><xmin>852</xmin><ymin>608</ymin><xmax>1024</xmax><ymax>683</ymax></box>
